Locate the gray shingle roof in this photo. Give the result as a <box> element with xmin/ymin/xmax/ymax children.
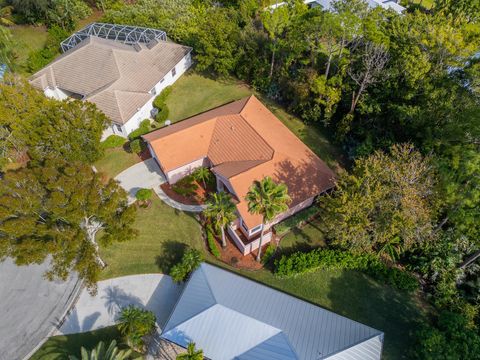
<box><xmin>161</xmin><ymin>263</ymin><xmax>383</xmax><ymax>360</ymax></box>
<box><xmin>29</xmin><ymin>36</ymin><xmax>191</xmax><ymax>125</ymax></box>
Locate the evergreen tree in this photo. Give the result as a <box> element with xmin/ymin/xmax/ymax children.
<box><xmin>0</xmin><ymin>159</ymin><xmax>137</xmax><ymax>292</ymax></box>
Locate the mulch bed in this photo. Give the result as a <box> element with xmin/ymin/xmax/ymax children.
<box><xmin>160</xmin><ymin>181</ymin><xmax>214</xmax><ymax>206</ymax></box>
<box><xmin>212</xmin><ymin>233</ymin><xmax>278</xmax><ymax>271</ymax></box>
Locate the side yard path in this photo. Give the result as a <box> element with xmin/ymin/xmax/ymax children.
<box><xmin>114</xmin><ymin>158</ymin><xmax>204</xmax><ymax>212</ymax></box>
<box><xmin>57</xmin><ymin>274</ymin><xmax>183</xmax><ymax>336</ymax></box>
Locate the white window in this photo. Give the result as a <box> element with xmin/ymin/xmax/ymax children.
<box><xmin>160</xmin><ymin>78</ymin><xmax>165</xmax><ymax>84</ymax></box>
<box><xmin>171</xmin><ymin>67</ymin><xmax>176</xmax><ymax>77</ymax></box>
<box><xmin>250</xmin><ymin>224</ymin><xmax>263</xmax><ymax>235</ymax></box>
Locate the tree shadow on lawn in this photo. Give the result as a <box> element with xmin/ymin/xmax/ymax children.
<box><xmin>155</xmin><ymin>241</ymin><xmax>188</xmax><ymax>274</ymax></box>
<box><xmin>326</xmin><ymin>270</ymin><xmax>428</xmax><ymax>360</ymax></box>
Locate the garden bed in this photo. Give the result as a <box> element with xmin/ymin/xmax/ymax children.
<box><xmin>160</xmin><ymin>181</ymin><xmax>208</xmax><ymax>205</ymax></box>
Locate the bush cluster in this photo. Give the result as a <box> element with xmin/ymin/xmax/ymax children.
<box><xmin>206</xmin><ymin>224</ymin><xmax>221</xmax><ymax>258</ymax></box>
<box><xmin>172</xmin><ymin>175</ymin><xmax>198</xmax><ymax>196</ymax></box>
<box><xmin>262</xmin><ymin>244</ymin><xmax>276</xmax><ymax>265</ymax></box>
<box><xmin>273</xmin><ymin>206</ymin><xmax>319</xmax><ymax>236</ymax></box>
<box><xmin>170</xmin><ymin>248</ymin><xmax>203</xmax><ymax>282</ymax></box>
<box><xmin>274</xmin><ymin>248</ymin><xmax>418</xmax><ymax>292</ymax></box>
<box><xmin>27</xmin><ymin>26</ymin><xmax>69</xmax><ymax>73</ymax></box>
<box><xmin>128</xmin><ymin>119</ymin><xmax>151</xmax><ymax>140</ymax></box>
<box><xmin>153</xmin><ymin>86</ymin><xmax>172</xmax><ymax>124</ymax></box>
<box><xmin>100</xmin><ymin>135</ymin><xmax>126</xmax><ymax>149</ymax></box>
<box><xmin>135</xmin><ymin>188</ymin><xmax>153</xmax><ymax>202</ymax></box>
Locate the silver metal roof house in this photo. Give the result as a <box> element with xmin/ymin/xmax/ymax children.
<box><xmin>60</xmin><ymin>23</ymin><xmax>167</xmax><ymax>52</ymax></box>
<box><xmin>161</xmin><ymin>263</ymin><xmax>384</xmax><ymax>360</ymax></box>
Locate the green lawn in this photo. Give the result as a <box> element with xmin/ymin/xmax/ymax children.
<box><xmin>99</xmin><ymin>196</ymin><xmax>204</xmax><ymax>279</ymax></box>
<box><xmin>10</xmin><ymin>25</ymin><xmax>48</xmax><ymax>73</ymax></box>
<box><xmin>30</xmin><ymin>326</ymin><xmax>139</xmax><ymax>360</ymax></box>
<box><xmin>279</xmin><ymin>217</ymin><xmax>326</xmax><ymax>252</ymax></box>
<box><xmin>94</xmin><ymin>147</ymin><xmax>141</xmax><ymax>178</ymax></box>
<box><xmin>225</xmin><ymin>266</ymin><xmax>427</xmax><ymax>360</ymax></box>
<box><xmin>165</xmin><ymin>73</ymin><xmax>252</xmax><ymax>122</ymax></box>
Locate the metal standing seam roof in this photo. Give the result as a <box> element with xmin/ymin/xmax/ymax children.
<box><xmin>161</xmin><ymin>263</ymin><xmax>384</xmax><ymax>360</ymax></box>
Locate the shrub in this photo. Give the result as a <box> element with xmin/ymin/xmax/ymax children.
<box><xmin>262</xmin><ymin>244</ymin><xmax>276</xmax><ymax>265</ymax></box>
<box><xmin>274</xmin><ymin>249</ymin><xmax>418</xmax><ymax>292</ymax></box>
<box><xmin>170</xmin><ymin>248</ymin><xmax>203</xmax><ymax>282</ymax></box>
<box><xmin>273</xmin><ymin>206</ymin><xmax>319</xmax><ymax>236</ymax></box>
<box><xmin>100</xmin><ymin>135</ymin><xmax>126</xmax><ymax>149</ymax></box>
<box><xmin>128</xmin><ymin>120</ymin><xmax>151</xmax><ymax>140</ymax></box>
<box><xmin>172</xmin><ymin>175</ymin><xmax>198</xmax><ymax>196</ymax></box>
<box><xmin>26</xmin><ymin>26</ymin><xmax>69</xmax><ymax>73</ymax></box>
<box><xmin>129</xmin><ymin>139</ymin><xmax>144</xmax><ymax>154</ymax></box>
<box><xmin>135</xmin><ymin>188</ymin><xmax>153</xmax><ymax>202</ymax></box>
<box><xmin>117</xmin><ymin>305</ymin><xmax>156</xmax><ymax>352</ymax></box>
<box><xmin>155</xmin><ymin>105</ymin><xmax>169</xmax><ymax>123</ymax></box>
<box><xmin>152</xmin><ymin>86</ymin><xmax>172</xmax><ymax>109</ymax></box>
<box><xmin>206</xmin><ymin>224</ymin><xmax>221</xmax><ymax>258</ymax></box>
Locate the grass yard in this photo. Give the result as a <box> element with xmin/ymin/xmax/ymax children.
<box><xmin>278</xmin><ymin>216</ymin><xmax>326</xmax><ymax>252</ymax></box>
<box><xmin>10</xmin><ymin>25</ymin><xmax>48</xmax><ymax>73</ymax></box>
<box><xmin>165</xmin><ymin>72</ymin><xmax>252</xmax><ymax>122</ymax></box>
<box><xmin>99</xmin><ymin>196</ymin><xmax>204</xmax><ymax>279</ymax></box>
<box><xmin>30</xmin><ymin>326</ymin><xmax>139</xmax><ymax>360</ymax></box>
<box><xmin>94</xmin><ymin>147</ymin><xmax>141</xmax><ymax>178</ymax></box>
<box><xmin>225</xmin><ymin>265</ymin><xmax>427</xmax><ymax>360</ymax></box>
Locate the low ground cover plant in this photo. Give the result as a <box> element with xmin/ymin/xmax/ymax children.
<box><xmin>274</xmin><ymin>248</ymin><xmax>418</xmax><ymax>292</ymax></box>
<box><xmin>172</xmin><ymin>175</ymin><xmax>198</xmax><ymax>196</ymax></box>
<box><xmin>128</xmin><ymin>120</ymin><xmax>151</xmax><ymax>141</ymax></box>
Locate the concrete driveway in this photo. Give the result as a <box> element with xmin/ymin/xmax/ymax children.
<box><xmin>0</xmin><ymin>258</ymin><xmax>81</xmax><ymax>360</ymax></box>
<box><xmin>58</xmin><ymin>274</ymin><xmax>183</xmax><ymax>335</ymax></box>
<box><xmin>115</xmin><ymin>158</ymin><xmax>166</xmax><ymax>203</ymax></box>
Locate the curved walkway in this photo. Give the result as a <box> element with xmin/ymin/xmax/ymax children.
<box><xmin>0</xmin><ymin>258</ymin><xmax>81</xmax><ymax>360</ymax></box>
<box><xmin>115</xmin><ymin>159</ymin><xmax>205</xmax><ymax>212</ymax></box>
<box><xmin>57</xmin><ymin>274</ymin><xmax>183</xmax><ymax>336</ymax></box>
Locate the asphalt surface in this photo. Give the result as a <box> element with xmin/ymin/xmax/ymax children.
<box><xmin>0</xmin><ymin>258</ymin><xmax>81</xmax><ymax>360</ymax></box>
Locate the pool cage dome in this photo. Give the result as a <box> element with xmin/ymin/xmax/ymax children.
<box><xmin>60</xmin><ymin>23</ymin><xmax>167</xmax><ymax>52</ymax></box>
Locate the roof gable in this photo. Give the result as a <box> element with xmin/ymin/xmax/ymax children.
<box><xmin>161</xmin><ymin>264</ymin><xmax>383</xmax><ymax>360</ymax></box>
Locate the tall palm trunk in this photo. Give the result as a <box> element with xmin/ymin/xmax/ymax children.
<box><xmin>220</xmin><ymin>226</ymin><xmax>227</xmax><ymax>248</ymax></box>
<box><xmin>256</xmin><ymin>222</ymin><xmax>265</xmax><ymax>262</ymax></box>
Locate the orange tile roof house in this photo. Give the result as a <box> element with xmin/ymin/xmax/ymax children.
<box><xmin>143</xmin><ymin>96</ymin><xmax>335</xmax><ymax>255</ymax></box>
<box><xmin>29</xmin><ymin>23</ymin><xmax>192</xmax><ymax>139</ymax></box>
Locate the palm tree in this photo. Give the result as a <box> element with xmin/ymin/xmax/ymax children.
<box><xmin>176</xmin><ymin>342</ymin><xmax>203</xmax><ymax>360</ymax></box>
<box><xmin>117</xmin><ymin>305</ymin><xmax>156</xmax><ymax>352</ymax></box>
<box><xmin>204</xmin><ymin>191</ymin><xmax>237</xmax><ymax>248</ymax></box>
<box><xmin>245</xmin><ymin>177</ymin><xmax>291</xmax><ymax>262</ymax></box>
<box><xmin>69</xmin><ymin>340</ymin><xmax>132</xmax><ymax>360</ymax></box>
<box><xmin>193</xmin><ymin>166</ymin><xmax>212</xmax><ymax>190</ymax></box>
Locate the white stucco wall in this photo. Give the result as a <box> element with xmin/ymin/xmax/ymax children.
<box><xmin>121</xmin><ymin>51</ymin><xmax>193</xmax><ymax>137</ymax></box>
<box><xmin>44</xmin><ymin>87</ymin><xmax>70</xmax><ymax>100</ymax></box>
<box><xmin>166</xmin><ymin>157</ymin><xmax>209</xmax><ymax>184</ymax></box>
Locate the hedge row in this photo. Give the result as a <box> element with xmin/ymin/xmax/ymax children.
<box><xmin>274</xmin><ymin>248</ymin><xmax>418</xmax><ymax>292</ymax></box>
<box><xmin>206</xmin><ymin>224</ymin><xmax>221</xmax><ymax>258</ymax></box>
<box><xmin>274</xmin><ymin>206</ymin><xmax>319</xmax><ymax>236</ymax></box>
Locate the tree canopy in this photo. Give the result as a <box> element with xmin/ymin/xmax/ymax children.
<box><xmin>0</xmin><ymin>159</ymin><xmax>136</xmax><ymax>292</ymax></box>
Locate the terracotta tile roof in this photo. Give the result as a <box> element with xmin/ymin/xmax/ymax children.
<box><xmin>29</xmin><ymin>36</ymin><xmax>191</xmax><ymax>125</ymax></box>
<box><xmin>144</xmin><ymin>96</ymin><xmax>336</xmax><ymax>228</ymax></box>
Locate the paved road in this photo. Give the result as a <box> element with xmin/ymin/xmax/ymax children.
<box><xmin>58</xmin><ymin>274</ymin><xmax>183</xmax><ymax>335</ymax></box>
<box><xmin>115</xmin><ymin>159</ymin><xmax>205</xmax><ymax>212</ymax></box>
<box><xmin>0</xmin><ymin>258</ymin><xmax>81</xmax><ymax>360</ymax></box>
